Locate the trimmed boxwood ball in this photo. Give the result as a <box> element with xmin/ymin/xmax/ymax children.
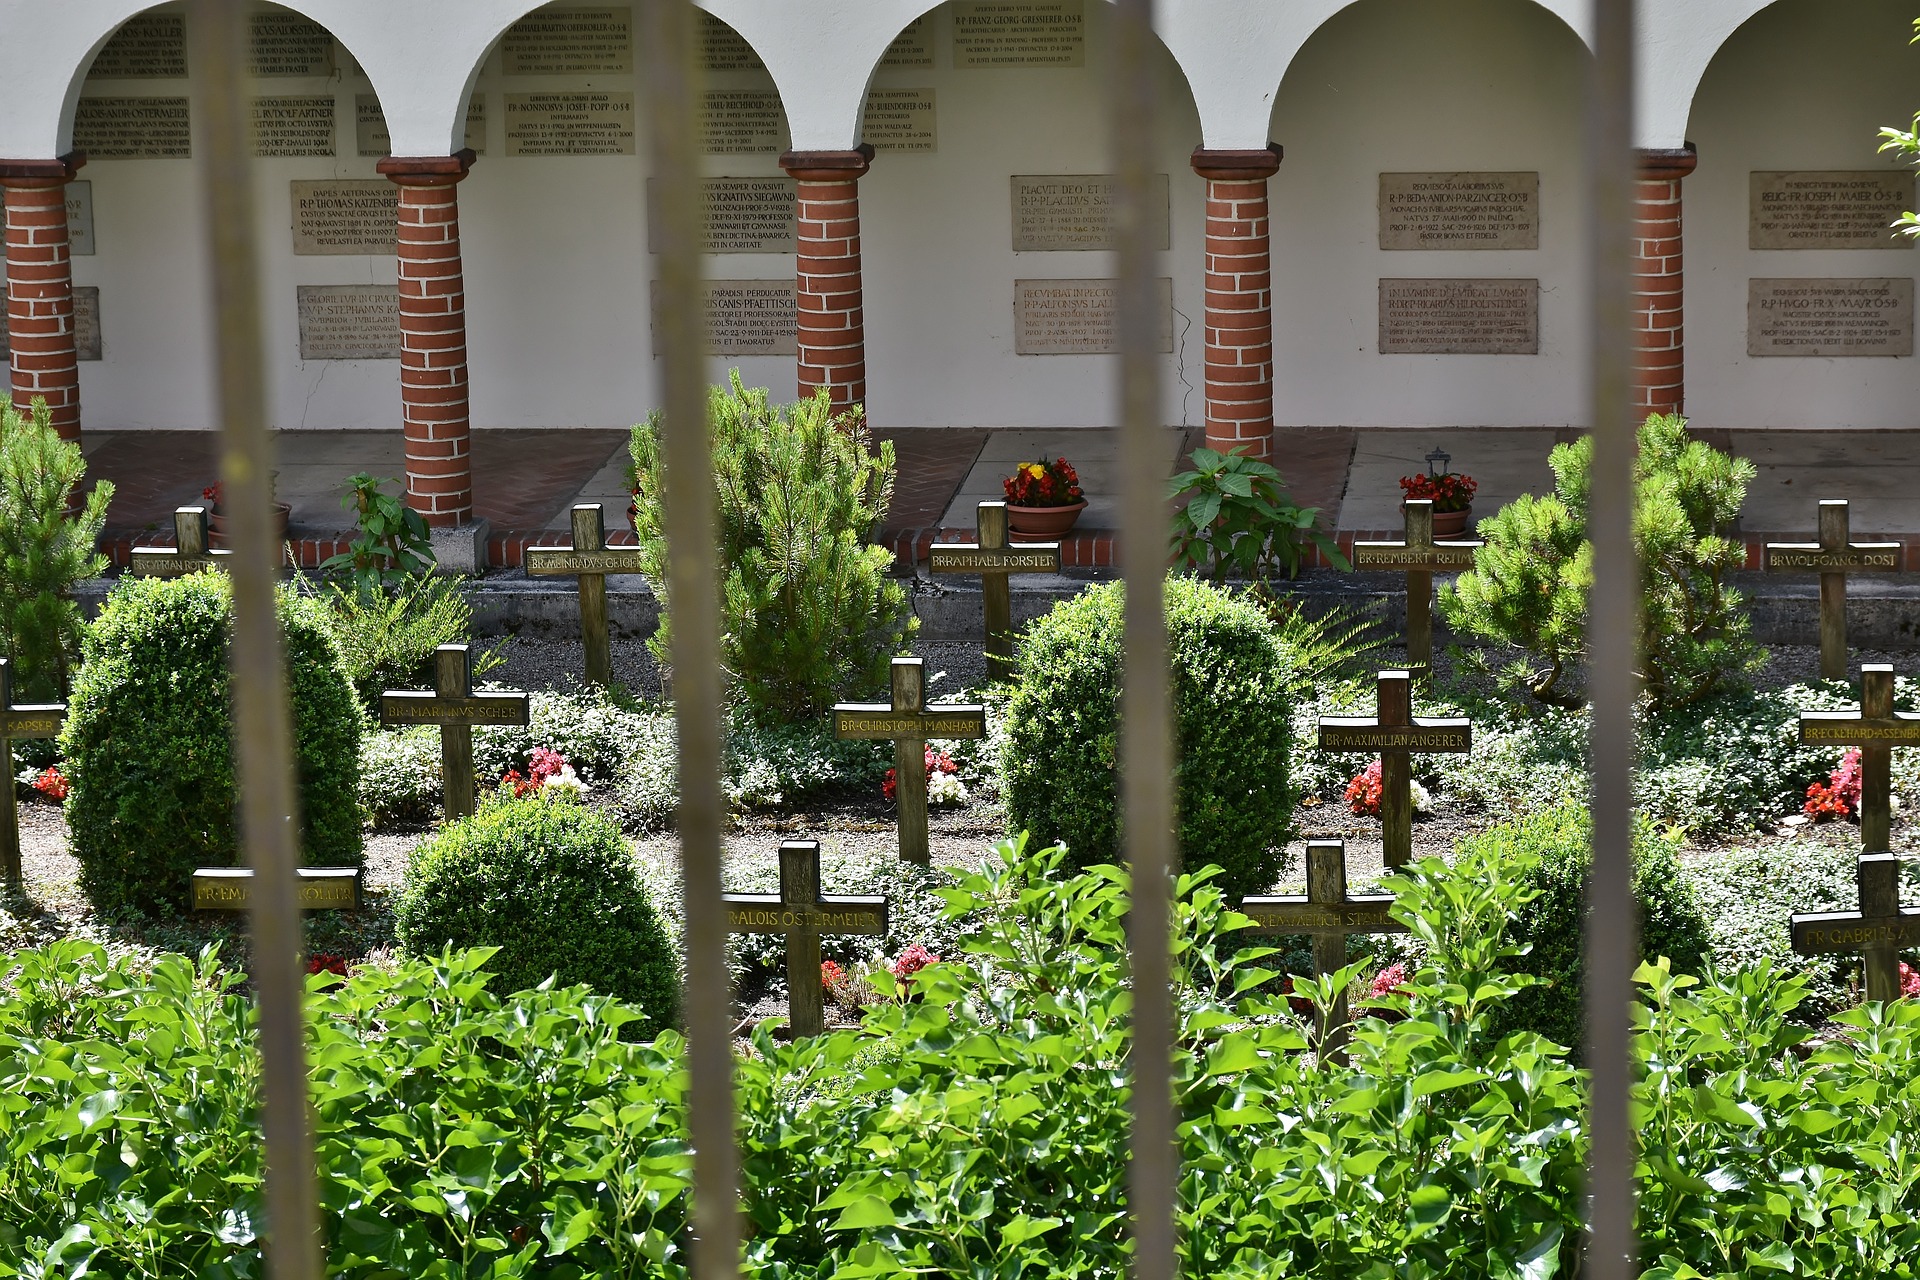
<box><xmin>394</xmin><ymin>795</ymin><xmax>679</xmax><ymax>1036</ymax></box>
<box><xmin>1003</xmin><ymin>576</ymin><xmax>1296</xmax><ymax>898</ymax></box>
<box><xmin>62</xmin><ymin>572</ymin><xmax>362</xmax><ymax>916</ymax></box>
<box><xmin>1469</xmin><ymin>802</ymin><xmax>1713</xmax><ymax>1053</ymax></box>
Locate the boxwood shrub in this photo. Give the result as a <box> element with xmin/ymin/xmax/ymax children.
<box><xmin>394</xmin><ymin>794</ymin><xmax>677</xmax><ymax>1035</ymax></box>
<box><xmin>1465</xmin><ymin>802</ymin><xmax>1713</xmax><ymax>1051</ymax></box>
<box><xmin>1002</xmin><ymin>575</ymin><xmax>1296</xmax><ymax>897</ymax></box>
<box><xmin>62</xmin><ymin>572</ymin><xmax>362</xmax><ymax>916</ymax></box>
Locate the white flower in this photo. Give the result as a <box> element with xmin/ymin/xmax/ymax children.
<box><xmin>1409</xmin><ymin>779</ymin><xmax>1433</xmax><ymax>815</ymax></box>
<box><xmin>927</xmin><ymin>770</ymin><xmax>969</xmax><ymax>808</ymax></box>
<box><xmin>541</xmin><ymin>763</ymin><xmax>588</xmax><ymax>801</ymax></box>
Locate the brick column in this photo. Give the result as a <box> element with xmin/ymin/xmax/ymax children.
<box><xmin>1190</xmin><ymin>144</ymin><xmax>1283</xmax><ymax>461</ymax></box>
<box><xmin>779</xmin><ymin>144</ymin><xmax>872</xmax><ymax>416</ymax></box>
<box><xmin>0</xmin><ymin>153</ymin><xmax>86</xmax><ymax>441</ymax></box>
<box><xmin>1633</xmin><ymin>144</ymin><xmax>1698</xmax><ymax>418</ymax></box>
<box><xmin>378</xmin><ymin>149</ymin><xmax>477</xmax><ymax>534</ymax></box>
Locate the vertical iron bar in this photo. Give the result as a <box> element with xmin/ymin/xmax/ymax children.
<box><xmin>638</xmin><ymin>2</ymin><xmax>736</xmax><ymax>1276</ymax></box>
<box><xmin>190</xmin><ymin>3</ymin><xmax>321</xmax><ymax>1278</ymax></box>
<box><xmin>1110</xmin><ymin>1</ymin><xmax>1177</xmax><ymax>1277</ymax></box>
<box><xmin>1583</xmin><ymin>1</ymin><xmax>1639</xmax><ymax>1277</ymax></box>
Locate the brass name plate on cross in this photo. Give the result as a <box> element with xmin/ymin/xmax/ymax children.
<box><xmin>927</xmin><ymin>502</ymin><xmax>1060</xmax><ymax>676</ymax></box>
<box><xmin>380</xmin><ymin>693</ymin><xmax>532</xmax><ymax>726</ymax></box>
<box><xmin>525</xmin><ymin>550</ymin><xmax>645</xmax><ymax>575</ymax></box>
<box><xmin>1319</xmin><ymin>723</ymin><xmax>1472</xmax><ymax>753</ymax></box>
<box><xmin>1790</xmin><ymin>912</ymin><xmax>1920</xmax><ymax>952</ymax></box>
<box><xmin>1348</xmin><ymin>500</ymin><xmax>1480</xmax><ymax>668</ymax></box>
<box><xmin>192</xmin><ymin>866</ymin><xmax>364</xmax><ymax>912</ymax></box>
<box><xmin>1764</xmin><ymin>500</ymin><xmax>1905</xmax><ymax>679</ymax></box>
<box><xmin>833</xmin><ymin>710</ymin><xmax>988</xmax><ymax>740</ymax></box>
<box><xmin>928</xmin><ymin>548</ymin><xmax>1061</xmax><ymax>574</ymax></box>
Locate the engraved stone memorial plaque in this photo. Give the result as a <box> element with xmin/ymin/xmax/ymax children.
<box><xmin>701</xmin><ymin>90</ymin><xmax>786</xmax><ymax>154</ymax></box>
<box><xmin>503</xmin><ymin>8</ymin><xmax>632</xmax><ymax>75</ymax></box>
<box><xmin>1379</xmin><ymin>278</ymin><xmax>1539</xmax><ymax>354</ymax></box>
<box><xmin>1015</xmin><ymin>278</ymin><xmax>1174</xmax><ymax>354</ymax></box>
<box><xmin>74</xmin><ymin>98</ymin><xmax>191</xmax><ymax>158</ymax></box>
<box><xmin>864</xmin><ymin>89</ymin><xmax>937</xmax><ymax>153</ymax></box>
<box><xmin>88</xmin><ymin>14</ymin><xmax>187</xmax><ymax>79</ymax></box>
<box><xmin>504</xmin><ymin>93</ymin><xmax>635</xmax><ymax>156</ymax></box>
<box><xmin>648</xmin><ymin>178</ymin><xmax>795</xmax><ymax>253</ymax></box>
<box><xmin>297</xmin><ymin>285</ymin><xmax>401</xmax><ymax>361</ymax></box>
<box><xmin>250</xmin><ymin>13</ymin><xmax>333</xmax><ymax>76</ymax></box>
<box><xmin>700</xmin><ymin>11</ymin><xmax>763</xmax><ymax>71</ymax></box>
<box><xmin>1012</xmin><ymin>174</ymin><xmax>1169</xmax><ymax>251</ymax></box>
<box><xmin>252</xmin><ymin>97</ymin><xmax>335</xmax><ymax>157</ymax></box>
<box><xmin>0</xmin><ymin>288</ymin><xmax>101</xmax><ymax>361</ymax></box>
<box><xmin>1748</xmin><ymin>278</ymin><xmax>1914</xmax><ymax>357</ymax></box>
<box><xmin>1750</xmin><ymin>172</ymin><xmax>1915</xmax><ymax>250</ymax></box>
<box><xmin>291</xmin><ymin>180</ymin><xmax>397</xmax><ymax>256</ymax></box>
<box><xmin>881</xmin><ymin>17</ymin><xmax>934</xmax><ymax>67</ymax></box>
<box><xmin>357</xmin><ymin>95</ymin><xmax>485</xmax><ymax>157</ymax></box>
<box><xmin>954</xmin><ymin>0</ymin><xmax>1084</xmax><ymax>67</ymax></box>
<box><xmin>651</xmin><ymin>280</ymin><xmax>797</xmax><ymax>356</ymax></box>
<box><xmin>1380</xmin><ymin>172</ymin><xmax>1539</xmax><ymax>250</ymax></box>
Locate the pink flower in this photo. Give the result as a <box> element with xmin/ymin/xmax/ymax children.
<box><xmin>1902</xmin><ymin>961</ymin><xmax>1919</xmax><ymax>1000</ymax></box>
<box><xmin>891</xmin><ymin>943</ymin><xmax>940</xmax><ymax>980</ymax></box>
<box><xmin>1368</xmin><ymin>962</ymin><xmax>1409</xmax><ymax>1000</ymax></box>
<box><xmin>528</xmin><ymin>748</ymin><xmax>568</xmax><ymax>782</ymax></box>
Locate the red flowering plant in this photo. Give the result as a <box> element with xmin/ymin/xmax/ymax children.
<box><xmin>1903</xmin><ymin>961</ymin><xmax>1919</xmax><ymax>999</ymax></box>
<box><xmin>200</xmin><ymin>483</ymin><xmax>222</xmax><ymax>510</ymax></box>
<box><xmin>29</xmin><ymin>766</ymin><xmax>68</xmax><ymax>802</ymax></box>
<box><xmin>882</xmin><ymin>746</ymin><xmax>963</xmax><ymax>805</ymax></box>
<box><xmin>1804</xmin><ymin>748</ymin><xmax>1863</xmax><ymax>821</ymax></box>
<box><xmin>1398</xmin><ymin>471</ymin><xmax>1477</xmax><ymax>513</ymax></box>
<box><xmin>1003</xmin><ymin>457</ymin><xmax>1084</xmax><ymax>508</ymax></box>
<box><xmin>1346</xmin><ymin>760</ymin><xmax>1384</xmax><ymax>816</ymax></box>
<box><xmin>306</xmin><ymin>953</ymin><xmax>348</xmax><ymax>978</ymax></box>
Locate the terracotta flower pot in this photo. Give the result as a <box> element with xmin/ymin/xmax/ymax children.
<box><xmin>1006</xmin><ymin>500</ymin><xmax>1086</xmax><ymax>541</ymax></box>
<box><xmin>1413</xmin><ymin>503</ymin><xmax>1472</xmax><ymax>539</ymax></box>
<box><xmin>208</xmin><ymin>503</ymin><xmax>292</xmax><ymax>549</ymax></box>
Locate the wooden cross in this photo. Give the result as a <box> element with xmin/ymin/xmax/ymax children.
<box><xmin>191</xmin><ymin>866</ymin><xmax>364</xmax><ymax>912</ymax></box>
<box><xmin>1764</xmin><ymin>500</ymin><xmax>1902</xmax><ymax>680</ymax></box>
<box><xmin>524</xmin><ymin>503</ymin><xmax>645</xmax><ymax>686</ymax></box>
<box><xmin>724</xmin><ymin>839</ymin><xmax>889</xmax><ymax>1038</ymax></box>
<box><xmin>1350</xmin><ymin>499</ymin><xmax>1480</xmax><ymax>670</ymax></box>
<box><xmin>1798</xmin><ymin>663</ymin><xmax>1920</xmax><ymax>854</ymax></box>
<box><xmin>1240</xmin><ymin>837</ymin><xmax>1408</xmax><ymax>1061</ymax></box>
<box><xmin>129</xmin><ymin>506</ymin><xmax>233</xmax><ymax>578</ymax></box>
<box><xmin>1791</xmin><ymin>853</ymin><xmax>1917</xmax><ymax>1004</ymax></box>
<box><xmin>927</xmin><ymin>501</ymin><xmax>1061</xmax><ymax>676</ymax></box>
<box><xmin>380</xmin><ymin>644</ymin><xmax>531</xmax><ymax>820</ymax></box>
<box><xmin>1318</xmin><ymin>669</ymin><xmax>1471</xmax><ymax>868</ymax></box>
<box><xmin>0</xmin><ymin>659</ymin><xmax>63</xmax><ymax>888</ymax></box>
<box><xmin>833</xmin><ymin>656</ymin><xmax>986</xmax><ymax>864</ymax></box>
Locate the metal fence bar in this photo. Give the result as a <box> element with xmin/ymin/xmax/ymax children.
<box><xmin>1109</xmin><ymin>1</ymin><xmax>1178</xmax><ymax>1276</ymax></box>
<box><xmin>1582</xmin><ymin>0</ymin><xmax>1640</xmax><ymax>1276</ymax></box>
<box><xmin>638</xmin><ymin>2</ymin><xmax>737</xmax><ymax>1276</ymax></box>
<box><xmin>189</xmin><ymin>3</ymin><xmax>321</xmax><ymax>1278</ymax></box>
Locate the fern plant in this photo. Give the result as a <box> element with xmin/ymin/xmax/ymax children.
<box><xmin>0</xmin><ymin>397</ymin><xmax>112</xmax><ymax>698</ymax></box>
<box><xmin>629</xmin><ymin>372</ymin><xmax>913</xmax><ymax>722</ymax></box>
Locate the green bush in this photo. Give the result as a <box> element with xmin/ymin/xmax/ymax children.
<box><xmin>1440</xmin><ymin>412</ymin><xmax>1763</xmax><ymax>711</ymax></box>
<box><xmin>393</xmin><ymin>794</ymin><xmax>677</xmax><ymax>1034</ymax></box>
<box><xmin>62</xmin><ymin>573</ymin><xmax>362</xmax><ymax>915</ymax></box>
<box><xmin>1460</xmin><ymin>802</ymin><xmax>1713</xmax><ymax>1050</ymax></box>
<box><xmin>628</xmin><ymin>371</ymin><xmax>913</xmax><ymax>722</ymax></box>
<box><xmin>356</xmin><ymin>726</ymin><xmax>442</xmax><ymax>828</ymax></box>
<box><xmin>1002</xmin><ymin>576</ymin><xmax>1296</xmax><ymax>897</ymax></box>
<box><xmin>0</xmin><ymin>396</ymin><xmax>113</xmax><ymax>699</ymax></box>
<box><xmin>306</xmin><ymin>572</ymin><xmax>500</xmax><ymax>709</ymax></box>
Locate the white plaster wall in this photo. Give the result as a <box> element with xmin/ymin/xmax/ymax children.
<box><xmin>1684</xmin><ymin>0</ymin><xmax>1920</xmax><ymax>430</ymax></box>
<box><xmin>1267</xmin><ymin>0</ymin><xmax>1592</xmax><ymax>429</ymax></box>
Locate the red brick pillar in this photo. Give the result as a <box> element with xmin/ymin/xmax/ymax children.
<box><xmin>378</xmin><ymin>149</ymin><xmax>476</xmax><ymax>530</ymax></box>
<box><xmin>779</xmin><ymin>144</ymin><xmax>872</xmax><ymax>416</ymax></box>
<box><xmin>1633</xmin><ymin>144</ymin><xmax>1698</xmax><ymax>418</ymax></box>
<box><xmin>1190</xmin><ymin>144</ymin><xmax>1283</xmax><ymax>461</ymax></box>
<box><xmin>1</xmin><ymin>153</ymin><xmax>86</xmax><ymax>441</ymax></box>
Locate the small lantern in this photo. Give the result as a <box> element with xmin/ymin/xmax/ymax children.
<box><xmin>1425</xmin><ymin>446</ymin><xmax>1451</xmax><ymax>478</ymax></box>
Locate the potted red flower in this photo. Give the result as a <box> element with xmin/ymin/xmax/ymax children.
<box><xmin>1002</xmin><ymin>457</ymin><xmax>1087</xmax><ymax>541</ymax></box>
<box><xmin>1398</xmin><ymin>454</ymin><xmax>1477</xmax><ymax>538</ymax></box>
<box><xmin>201</xmin><ymin>479</ymin><xmax>291</xmax><ymax>548</ymax></box>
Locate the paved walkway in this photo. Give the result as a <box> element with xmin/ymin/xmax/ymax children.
<box><xmin>80</xmin><ymin>424</ymin><xmax>1920</xmax><ymax>571</ymax></box>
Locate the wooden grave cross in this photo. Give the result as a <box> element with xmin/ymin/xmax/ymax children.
<box><xmin>129</xmin><ymin>506</ymin><xmax>232</xmax><ymax>578</ymax></box>
<box><xmin>1350</xmin><ymin>499</ymin><xmax>1480</xmax><ymax>670</ymax></box>
<box><xmin>927</xmin><ymin>501</ymin><xmax>1061</xmax><ymax>676</ymax></box>
<box><xmin>1790</xmin><ymin>853</ymin><xmax>1917</xmax><ymax>1005</ymax></box>
<box><xmin>1798</xmin><ymin>663</ymin><xmax>1920</xmax><ymax>855</ymax></box>
<box><xmin>191</xmin><ymin>866</ymin><xmax>365</xmax><ymax>912</ymax></box>
<box><xmin>380</xmin><ymin>644</ymin><xmax>531</xmax><ymax>820</ymax></box>
<box><xmin>1240</xmin><ymin>837</ymin><xmax>1408</xmax><ymax>1060</ymax></box>
<box><xmin>0</xmin><ymin>659</ymin><xmax>64</xmax><ymax>887</ymax></box>
<box><xmin>1318</xmin><ymin>669</ymin><xmax>1471</xmax><ymax>868</ymax></box>
<box><xmin>724</xmin><ymin>839</ymin><xmax>889</xmax><ymax>1038</ymax></box>
<box><xmin>833</xmin><ymin>656</ymin><xmax>986</xmax><ymax>865</ymax></box>
<box><xmin>524</xmin><ymin>503</ymin><xmax>645</xmax><ymax>686</ymax></box>
<box><xmin>1764</xmin><ymin>500</ymin><xmax>1903</xmax><ymax>680</ymax></box>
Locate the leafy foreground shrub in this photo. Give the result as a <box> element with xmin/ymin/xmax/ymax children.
<box><xmin>1441</xmin><ymin>412</ymin><xmax>1763</xmax><ymax>711</ymax></box>
<box><xmin>63</xmin><ymin>573</ymin><xmax>362</xmax><ymax>915</ymax></box>
<box><xmin>1463</xmin><ymin>803</ymin><xmax>1713</xmax><ymax>1050</ymax></box>
<box><xmin>0</xmin><ymin>396</ymin><xmax>113</xmax><ymax>700</ymax></box>
<box><xmin>1004</xmin><ymin>575</ymin><xmax>1296</xmax><ymax>897</ymax></box>
<box><xmin>6</xmin><ymin>837</ymin><xmax>1920</xmax><ymax>1275</ymax></box>
<box><xmin>629</xmin><ymin>371</ymin><xmax>913</xmax><ymax>723</ymax></box>
<box><xmin>393</xmin><ymin>793</ymin><xmax>677</xmax><ymax>1035</ymax></box>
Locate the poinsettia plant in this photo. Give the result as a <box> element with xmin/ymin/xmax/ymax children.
<box><xmin>1003</xmin><ymin>457</ymin><xmax>1084</xmax><ymax>508</ymax></box>
<box><xmin>1399</xmin><ymin>471</ymin><xmax>1477</xmax><ymax>513</ymax></box>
